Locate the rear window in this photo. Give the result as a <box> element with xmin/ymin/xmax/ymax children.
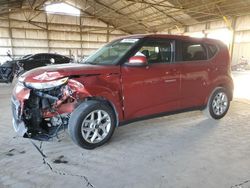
<box><xmin>181</xmin><ymin>42</ymin><xmax>207</xmax><ymax>61</ymax></box>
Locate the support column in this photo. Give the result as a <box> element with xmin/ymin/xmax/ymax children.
<box><xmin>45</xmin><ymin>14</ymin><xmax>50</xmax><ymax>53</ymax></box>
<box><xmin>184</xmin><ymin>26</ymin><xmax>188</xmax><ymax>32</ymax></box>
<box><xmin>230</xmin><ymin>17</ymin><xmax>237</xmax><ymax>61</ymax></box>
<box><xmin>204</xmin><ymin>22</ymin><xmax>210</xmax><ymax>38</ymax></box>
<box><xmin>8</xmin><ymin>13</ymin><xmax>13</xmax><ymax>56</ymax></box>
<box><xmin>184</xmin><ymin>25</ymin><xmax>188</xmax><ymax>35</ymax></box>
<box><xmin>106</xmin><ymin>24</ymin><xmax>110</xmax><ymax>42</ymax></box>
<box><xmin>80</xmin><ymin>16</ymin><xmax>83</xmax><ymax>57</ymax></box>
<box><xmin>167</xmin><ymin>29</ymin><xmax>171</xmax><ymax>34</ymax></box>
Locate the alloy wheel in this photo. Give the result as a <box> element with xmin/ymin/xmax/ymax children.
<box><xmin>81</xmin><ymin>110</ymin><xmax>111</xmax><ymax>143</ymax></box>
<box><xmin>212</xmin><ymin>92</ymin><xmax>228</xmax><ymax>116</ymax></box>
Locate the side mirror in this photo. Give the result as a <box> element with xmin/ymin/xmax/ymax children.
<box><xmin>50</xmin><ymin>58</ymin><xmax>55</xmax><ymax>64</ymax></box>
<box><xmin>127</xmin><ymin>56</ymin><xmax>147</xmax><ymax>66</ymax></box>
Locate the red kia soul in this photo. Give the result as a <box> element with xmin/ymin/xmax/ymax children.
<box><xmin>12</xmin><ymin>34</ymin><xmax>234</xmax><ymax>149</ymax></box>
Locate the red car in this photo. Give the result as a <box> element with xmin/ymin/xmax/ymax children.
<box><xmin>12</xmin><ymin>34</ymin><xmax>234</xmax><ymax>149</ymax></box>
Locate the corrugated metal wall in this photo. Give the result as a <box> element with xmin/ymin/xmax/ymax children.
<box><xmin>1</xmin><ymin>11</ymin><xmax>250</xmax><ymax>65</ymax></box>
<box><xmin>233</xmin><ymin>15</ymin><xmax>250</xmax><ymax>65</ymax></box>
<box><xmin>0</xmin><ymin>11</ymin><xmax>127</xmax><ymax>63</ymax></box>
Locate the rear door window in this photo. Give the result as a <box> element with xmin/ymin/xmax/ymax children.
<box><xmin>181</xmin><ymin>42</ymin><xmax>207</xmax><ymax>61</ymax></box>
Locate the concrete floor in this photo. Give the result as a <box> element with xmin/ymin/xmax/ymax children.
<box><xmin>0</xmin><ymin>72</ymin><xmax>250</xmax><ymax>188</ymax></box>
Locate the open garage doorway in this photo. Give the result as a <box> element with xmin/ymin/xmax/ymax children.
<box><xmin>232</xmin><ymin>31</ymin><xmax>250</xmax><ymax>101</ymax></box>
<box><xmin>233</xmin><ymin>70</ymin><xmax>250</xmax><ymax>100</ymax></box>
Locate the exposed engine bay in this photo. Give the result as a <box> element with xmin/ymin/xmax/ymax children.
<box><xmin>11</xmin><ymin>63</ymin><xmax>122</xmax><ymax>146</ymax></box>
<box><xmin>12</xmin><ymin>77</ymin><xmax>87</xmax><ymax>141</ymax></box>
<box><xmin>23</xmin><ymin>85</ymin><xmax>72</xmax><ymax>140</ymax></box>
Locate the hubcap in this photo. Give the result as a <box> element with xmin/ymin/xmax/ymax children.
<box><xmin>81</xmin><ymin>110</ymin><xmax>111</xmax><ymax>144</ymax></box>
<box><xmin>212</xmin><ymin>92</ymin><xmax>228</xmax><ymax>116</ymax></box>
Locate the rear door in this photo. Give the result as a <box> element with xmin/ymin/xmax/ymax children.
<box><xmin>121</xmin><ymin>38</ymin><xmax>181</xmax><ymax>120</ymax></box>
<box><xmin>177</xmin><ymin>40</ymin><xmax>211</xmax><ymax>108</ymax></box>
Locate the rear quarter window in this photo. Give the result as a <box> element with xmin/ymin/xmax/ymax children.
<box><xmin>181</xmin><ymin>41</ymin><xmax>207</xmax><ymax>61</ymax></box>
<box><xmin>207</xmin><ymin>44</ymin><xmax>218</xmax><ymax>59</ymax></box>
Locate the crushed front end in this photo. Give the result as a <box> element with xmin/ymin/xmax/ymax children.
<box><xmin>11</xmin><ymin>76</ymin><xmax>87</xmax><ymax>141</ymax></box>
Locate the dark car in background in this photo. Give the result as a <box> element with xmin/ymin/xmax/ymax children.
<box><xmin>0</xmin><ymin>59</ymin><xmax>16</xmax><ymax>83</ymax></box>
<box><xmin>0</xmin><ymin>53</ymin><xmax>73</xmax><ymax>83</ymax></box>
<box><xmin>17</xmin><ymin>53</ymin><xmax>73</xmax><ymax>75</ymax></box>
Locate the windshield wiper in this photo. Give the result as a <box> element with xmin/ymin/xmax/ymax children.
<box><xmin>81</xmin><ymin>61</ymin><xmax>95</xmax><ymax>64</ymax></box>
<box><xmin>87</xmin><ymin>62</ymin><xmax>97</xmax><ymax>65</ymax></box>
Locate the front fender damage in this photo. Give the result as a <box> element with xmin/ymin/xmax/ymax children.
<box><xmin>11</xmin><ymin>79</ymin><xmax>91</xmax><ymax>141</ymax></box>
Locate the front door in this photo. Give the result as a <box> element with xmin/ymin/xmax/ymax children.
<box><xmin>121</xmin><ymin>38</ymin><xmax>181</xmax><ymax>120</ymax></box>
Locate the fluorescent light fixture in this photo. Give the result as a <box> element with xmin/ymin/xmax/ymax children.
<box><xmin>45</xmin><ymin>2</ymin><xmax>80</xmax><ymax>16</ymax></box>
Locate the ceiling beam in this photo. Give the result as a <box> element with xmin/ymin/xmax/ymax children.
<box><xmin>65</xmin><ymin>0</ymin><xmax>132</xmax><ymax>34</ymax></box>
<box><xmin>124</xmin><ymin>0</ymin><xmax>166</xmax><ymax>17</ymax></box>
<box><xmin>92</xmin><ymin>0</ymin><xmax>121</xmax><ymax>15</ymax></box>
<box><xmin>149</xmin><ymin>0</ymin><xmax>185</xmax><ymax>26</ymax></box>
<box><xmin>100</xmin><ymin>1</ymin><xmax>136</xmax><ymax>18</ymax></box>
<box><xmin>91</xmin><ymin>0</ymin><xmax>150</xmax><ymax>32</ymax></box>
<box><xmin>127</xmin><ymin>0</ymin><xmax>222</xmax><ymax>16</ymax></box>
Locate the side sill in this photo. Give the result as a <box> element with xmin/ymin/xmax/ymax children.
<box><xmin>119</xmin><ymin>106</ymin><xmax>206</xmax><ymax>126</ymax></box>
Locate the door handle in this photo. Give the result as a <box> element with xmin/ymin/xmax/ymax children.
<box><xmin>164</xmin><ymin>79</ymin><xmax>176</xmax><ymax>83</ymax></box>
<box><xmin>165</xmin><ymin>69</ymin><xmax>178</xmax><ymax>75</ymax></box>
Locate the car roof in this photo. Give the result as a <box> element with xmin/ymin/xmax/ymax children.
<box><xmin>118</xmin><ymin>34</ymin><xmax>224</xmax><ymax>46</ymax></box>
<box><xmin>31</xmin><ymin>53</ymin><xmax>70</xmax><ymax>58</ymax></box>
<box><xmin>33</xmin><ymin>53</ymin><xmax>63</xmax><ymax>56</ymax></box>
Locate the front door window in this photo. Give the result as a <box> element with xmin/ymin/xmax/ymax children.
<box><xmin>134</xmin><ymin>40</ymin><xmax>174</xmax><ymax>64</ymax></box>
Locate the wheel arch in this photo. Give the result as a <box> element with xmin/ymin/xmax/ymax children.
<box><xmin>205</xmin><ymin>76</ymin><xmax>234</xmax><ymax>105</ymax></box>
<box><xmin>217</xmin><ymin>83</ymin><xmax>233</xmax><ymax>101</ymax></box>
<box><xmin>84</xmin><ymin>96</ymin><xmax>119</xmax><ymax>127</ymax></box>
<box><xmin>203</xmin><ymin>86</ymin><xmax>230</xmax><ymax>119</ymax></box>
<box><xmin>204</xmin><ymin>84</ymin><xmax>233</xmax><ymax>108</ymax></box>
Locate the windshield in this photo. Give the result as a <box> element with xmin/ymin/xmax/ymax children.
<box><xmin>81</xmin><ymin>38</ymin><xmax>140</xmax><ymax>65</ymax></box>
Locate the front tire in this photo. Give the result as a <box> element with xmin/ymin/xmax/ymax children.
<box><xmin>68</xmin><ymin>100</ymin><xmax>116</xmax><ymax>149</ymax></box>
<box><xmin>204</xmin><ymin>87</ymin><xmax>230</xmax><ymax>119</ymax></box>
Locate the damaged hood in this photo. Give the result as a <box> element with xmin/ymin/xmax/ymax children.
<box><xmin>20</xmin><ymin>63</ymin><xmax>120</xmax><ymax>82</ymax></box>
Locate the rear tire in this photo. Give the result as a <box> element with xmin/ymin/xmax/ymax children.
<box><xmin>204</xmin><ymin>87</ymin><xmax>230</xmax><ymax>119</ymax></box>
<box><xmin>68</xmin><ymin>100</ymin><xmax>116</xmax><ymax>149</ymax></box>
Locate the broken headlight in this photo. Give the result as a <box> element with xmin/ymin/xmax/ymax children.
<box><xmin>25</xmin><ymin>77</ymin><xmax>68</xmax><ymax>90</ymax></box>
